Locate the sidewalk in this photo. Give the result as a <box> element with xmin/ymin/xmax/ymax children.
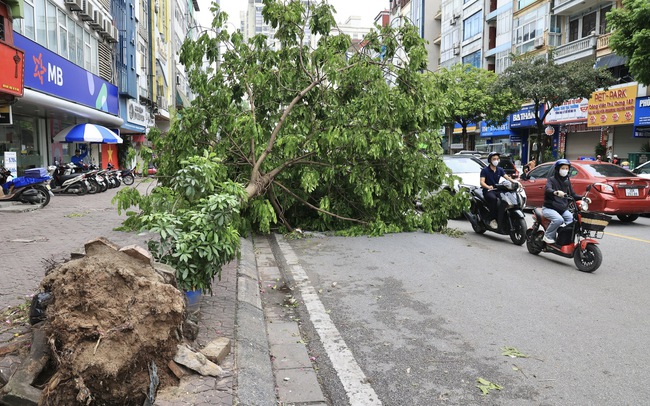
<box><xmin>0</xmin><ymin>185</ymin><xmax>327</xmax><ymax>405</ymax></box>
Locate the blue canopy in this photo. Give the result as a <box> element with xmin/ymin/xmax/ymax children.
<box><xmin>53</xmin><ymin>123</ymin><xmax>123</xmax><ymax>144</ymax></box>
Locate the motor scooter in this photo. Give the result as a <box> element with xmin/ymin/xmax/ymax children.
<box><xmin>0</xmin><ymin>166</ymin><xmax>52</xmax><ymax>207</ymax></box>
<box><xmin>462</xmin><ymin>180</ymin><xmax>528</xmax><ymax>245</ymax></box>
<box><xmin>48</xmin><ymin>163</ymin><xmax>89</xmax><ymax>195</ymax></box>
<box><xmin>107</xmin><ymin>163</ymin><xmax>133</xmax><ymax>186</ymax></box>
<box><xmin>525</xmin><ymin>185</ymin><xmax>610</xmax><ymax>273</ymax></box>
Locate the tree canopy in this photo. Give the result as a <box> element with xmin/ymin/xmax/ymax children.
<box><xmin>607</xmin><ymin>0</ymin><xmax>650</xmax><ymax>86</ymax></box>
<box><xmin>115</xmin><ymin>0</ymin><xmax>470</xmax><ymax>290</ymax></box>
<box><xmin>440</xmin><ymin>64</ymin><xmax>521</xmax><ymax>150</ymax></box>
<box><xmin>496</xmin><ymin>53</ymin><xmax>614</xmax><ymax>162</ymax></box>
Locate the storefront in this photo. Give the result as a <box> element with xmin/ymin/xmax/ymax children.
<box><xmin>478</xmin><ymin>120</ymin><xmax>520</xmax><ymax>159</ymax></box>
<box><xmin>510</xmin><ymin>104</ymin><xmax>546</xmax><ymax>163</ymax></box>
<box><xmin>4</xmin><ymin>33</ymin><xmax>121</xmax><ymax>173</ymax></box>
<box><xmin>544</xmin><ymin>98</ymin><xmax>597</xmax><ymax>160</ymax></box>
<box><xmin>586</xmin><ymin>83</ymin><xmax>645</xmax><ymax>161</ymax></box>
<box><xmin>119</xmin><ymin>97</ymin><xmax>154</xmax><ymax>168</ymax></box>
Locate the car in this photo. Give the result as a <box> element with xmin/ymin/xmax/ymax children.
<box><xmin>519</xmin><ymin>160</ymin><xmax>650</xmax><ymax>222</ymax></box>
<box><xmin>480</xmin><ymin>154</ymin><xmax>520</xmax><ymax>179</ymax></box>
<box><xmin>632</xmin><ymin>160</ymin><xmax>650</xmax><ymax>179</ymax></box>
<box><xmin>442</xmin><ymin>155</ymin><xmax>486</xmax><ymax>190</ymax></box>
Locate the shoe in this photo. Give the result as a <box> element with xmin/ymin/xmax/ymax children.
<box><xmin>542</xmin><ymin>235</ymin><xmax>555</xmax><ymax>244</ymax></box>
<box><xmin>489</xmin><ymin>220</ymin><xmax>498</xmax><ymax>228</ymax></box>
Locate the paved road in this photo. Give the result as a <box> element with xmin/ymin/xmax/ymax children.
<box><xmin>277</xmin><ymin>215</ymin><xmax>650</xmax><ymax>405</ymax></box>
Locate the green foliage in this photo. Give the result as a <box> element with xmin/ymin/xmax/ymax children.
<box><xmin>162</xmin><ymin>0</ymin><xmax>461</xmax><ymax>235</ymax></box>
<box><xmin>439</xmin><ymin>64</ymin><xmax>522</xmax><ymax>147</ymax></box>
<box><xmin>114</xmin><ymin>155</ymin><xmax>247</xmax><ymax>293</ymax></box>
<box><xmin>608</xmin><ymin>0</ymin><xmax>650</xmax><ymax>86</ymax></box>
<box><xmin>496</xmin><ymin>53</ymin><xmax>615</xmax><ymax>162</ymax></box>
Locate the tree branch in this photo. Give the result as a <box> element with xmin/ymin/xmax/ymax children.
<box><xmin>272</xmin><ymin>180</ymin><xmax>367</xmax><ymax>225</ymax></box>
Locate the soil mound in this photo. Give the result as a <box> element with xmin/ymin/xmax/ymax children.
<box><xmin>37</xmin><ymin>239</ymin><xmax>185</xmax><ymax>405</ymax></box>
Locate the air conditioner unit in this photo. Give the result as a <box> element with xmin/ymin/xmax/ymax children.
<box><xmin>450</xmin><ymin>17</ymin><xmax>456</xmax><ymax>25</ymax></box>
<box><xmin>100</xmin><ymin>19</ymin><xmax>111</xmax><ymax>35</ymax></box>
<box><xmin>65</xmin><ymin>0</ymin><xmax>83</xmax><ymax>12</ymax></box>
<box><xmin>112</xmin><ymin>26</ymin><xmax>120</xmax><ymax>42</ymax></box>
<box><xmin>453</xmin><ymin>43</ymin><xmax>460</xmax><ymax>55</ymax></box>
<box><xmin>80</xmin><ymin>1</ymin><xmax>93</xmax><ymax>21</ymax></box>
<box><xmin>453</xmin><ymin>13</ymin><xmax>461</xmax><ymax>19</ymax></box>
<box><xmin>533</xmin><ymin>37</ymin><xmax>545</xmax><ymax>48</ymax></box>
<box><xmin>92</xmin><ymin>10</ymin><xmax>103</xmax><ymax>30</ymax></box>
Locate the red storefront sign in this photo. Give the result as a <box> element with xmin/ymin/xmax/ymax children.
<box><xmin>0</xmin><ymin>42</ymin><xmax>25</xmax><ymax>97</ymax></box>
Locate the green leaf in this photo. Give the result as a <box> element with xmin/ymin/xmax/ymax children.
<box><xmin>501</xmin><ymin>346</ymin><xmax>529</xmax><ymax>358</ymax></box>
<box><xmin>476</xmin><ymin>378</ymin><xmax>503</xmax><ymax>395</ymax></box>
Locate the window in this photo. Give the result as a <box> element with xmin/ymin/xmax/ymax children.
<box><xmin>600</xmin><ymin>5</ymin><xmax>612</xmax><ymax>34</ymax></box>
<box><xmin>23</xmin><ymin>0</ymin><xmax>36</xmax><ymax>40</ymax></box>
<box><xmin>58</xmin><ymin>9</ymin><xmax>68</xmax><ymax>59</ymax></box>
<box><xmin>569</xmin><ymin>19</ymin><xmax>578</xmax><ymax>42</ymax></box>
<box><xmin>495</xmin><ymin>50</ymin><xmax>510</xmax><ymax>74</ymax></box>
<box><xmin>462</xmin><ymin>50</ymin><xmax>481</xmax><ymax>68</ymax></box>
<box><xmin>67</xmin><ymin>16</ymin><xmax>76</xmax><ymax>64</ymax></box>
<box><xmin>35</xmin><ymin>0</ymin><xmax>46</xmax><ymax>46</ymax></box>
<box><xmin>0</xmin><ymin>16</ymin><xmax>4</xmax><ymax>41</ymax></box>
<box><xmin>582</xmin><ymin>11</ymin><xmax>596</xmax><ymax>37</ymax></box>
<box><xmin>518</xmin><ymin>0</ymin><xmax>535</xmax><ymax>10</ymax></box>
<box><xmin>463</xmin><ymin>11</ymin><xmax>482</xmax><ymax>41</ymax></box>
<box><xmin>46</xmin><ymin>2</ymin><xmax>57</xmax><ymax>51</ymax></box>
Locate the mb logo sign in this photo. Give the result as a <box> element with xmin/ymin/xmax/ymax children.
<box><xmin>32</xmin><ymin>52</ymin><xmax>64</xmax><ymax>86</ymax></box>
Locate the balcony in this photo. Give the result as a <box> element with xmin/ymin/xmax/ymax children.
<box><xmin>597</xmin><ymin>32</ymin><xmax>613</xmax><ymax>57</ymax></box>
<box><xmin>553</xmin><ymin>0</ymin><xmax>609</xmax><ymax>16</ymax></box>
<box><xmin>553</xmin><ymin>33</ymin><xmax>597</xmax><ymax>65</ymax></box>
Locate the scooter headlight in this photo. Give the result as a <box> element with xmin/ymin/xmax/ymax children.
<box><xmin>579</xmin><ymin>200</ymin><xmax>588</xmax><ymax>211</ymax></box>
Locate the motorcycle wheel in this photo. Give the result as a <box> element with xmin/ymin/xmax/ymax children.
<box><xmin>617</xmin><ymin>214</ymin><xmax>638</xmax><ymax>223</ymax></box>
<box><xmin>526</xmin><ymin>229</ymin><xmax>542</xmax><ymax>255</ymax></box>
<box><xmin>72</xmin><ymin>183</ymin><xmax>88</xmax><ymax>196</ymax></box>
<box><xmin>574</xmin><ymin>244</ymin><xmax>602</xmax><ymax>273</ymax></box>
<box><xmin>509</xmin><ymin>218</ymin><xmax>527</xmax><ymax>246</ymax></box>
<box><xmin>87</xmin><ymin>179</ymin><xmax>99</xmax><ymax>194</ymax></box>
<box><xmin>114</xmin><ymin>178</ymin><xmax>121</xmax><ymax>187</ymax></box>
<box><xmin>27</xmin><ymin>185</ymin><xmax>51</xmax><ymax>207</ymax></box>
<box><xmin>471</xmin><ymin>219</ymin><xmax>486</xmax><ymax>234</ymax></box>
<box><xmin>122</xmin><ymin>174</ymin><xmax>134</xmax><ymax>185</ymax></box>
<box><xmin>99</xmin><ymin>181</ymin><xmax>108</xmax><ymax>193</ymax></box>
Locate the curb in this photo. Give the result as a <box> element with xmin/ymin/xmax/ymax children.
<box><xmin>235</xmin><ymin>236</ymin><xmax>277</xmax><ymax>406</ymax></box>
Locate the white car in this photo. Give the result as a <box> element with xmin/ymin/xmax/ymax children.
<box><xmin>442</xmin><ymin>155</ymin><xmax>485</xmax><ymax>190</ymax></box>
<box><xmin>632</xmin><ymin>161</ymin><xmax>650</xmax><ymax>179</ymax></box>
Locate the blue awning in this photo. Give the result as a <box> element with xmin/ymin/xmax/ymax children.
<box><xmin>594</xmin><ymin>54</ymin><xmax>627</xmax><ymax>69</ymax></box>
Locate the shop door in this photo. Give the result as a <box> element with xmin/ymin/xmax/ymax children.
<box><xmin>565</xmin><ymin>131</ymin><xmax>600</xmax><ymax>160</ymax></box>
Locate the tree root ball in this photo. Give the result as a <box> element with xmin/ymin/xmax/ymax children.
<box><xmin>38</xmin><ymin>248</ymin><xmax>185</xmax><ymax>405</ymax></box>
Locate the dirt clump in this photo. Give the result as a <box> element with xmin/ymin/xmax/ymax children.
<box><xmin>37</xmin><ymin>238</ymin><xmax>185</xmax><ymax>405</ymax></box>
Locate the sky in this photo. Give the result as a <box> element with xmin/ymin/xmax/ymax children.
<box><xmin>197</xmin><ymin>0</ymin><xmax>388</xmax><ymax>31</ymax></box>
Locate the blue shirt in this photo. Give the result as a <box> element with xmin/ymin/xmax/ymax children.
<box><xmin>71</xmin><ymin>151</ymin><xmax>88</xmax><ymax>167</ymax></box>
<box><xmin>480</xmin><ymin>165</ymin><xmax>506</xmax><ymax>189</ymax></box>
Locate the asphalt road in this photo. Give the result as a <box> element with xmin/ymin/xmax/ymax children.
<box><xmin>280</xmin><ymin>215</ymin><xmax>650</xmax><ymax>405</ymax></box>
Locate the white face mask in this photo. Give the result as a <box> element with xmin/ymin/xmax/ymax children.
<box><xmin>559</xmin><ymin>169</ymin><xmax>569</xmax><ymax>177</ymax></box>
<box><xmin>491</xmin><ymin>159</ymin><xmax>500</xmax><ymax>166</ymax></box>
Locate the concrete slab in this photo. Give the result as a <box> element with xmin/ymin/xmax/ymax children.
<box><xmin>238</xmin><ymin>276</ymin><xmax>261</xmax><ymax>310</ymax></box>
<box><xmin>276</xmin><ymin>368</ymin><xmax>326</xmax><ymax>404</ymax></box>
<box><xmin>270</xmin><ymin>343</ymin><xmax>313</xmax><ymax>369</ymax></box>
<box><xmin>258</xmin><ymin>265</ymin><xmax>281</xmax><ymax>281</ymax></box>
<box><xmin>266</xmin><ymin>321</ymin><xmax>301</xmax><ymax>343</ymax></box>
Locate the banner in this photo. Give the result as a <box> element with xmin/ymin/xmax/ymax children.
<box><xmin>545</xmin><ymin>98</ymin><xmax>588</xmax><ymax>124</ymax></box>
<box><xmin>587</xmin><ymin>84</ymin><xmax>637</xmax><ymax>127</ymax></box>
<box><xmin>3</xmin><ymin>151</ymin><xmax>17</xmax><ymax>177</ymax></box>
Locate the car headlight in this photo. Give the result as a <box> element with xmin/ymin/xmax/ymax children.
<box><xmin>580</xmin><ymin>200</ymin><xmax>588</xmax><ymax>211</ymax></box>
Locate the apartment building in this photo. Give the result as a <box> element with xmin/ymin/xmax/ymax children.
<box><xmin>0</xmin><ymin>0</ymin><xmax>199</xmax><ymax>173</ymax></box>
<box><xmin>439</xmin><ymin>0</ymin><xmax>648</xmax><ymax>163</ymax></box>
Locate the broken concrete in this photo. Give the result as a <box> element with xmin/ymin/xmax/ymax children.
<box><xmin>0</xmin><ymin>326</ymin><xmax>48</xmax><ymax>405</ymax></box>
<box><xmin>200</xmin><ymin>337</ymin><xmax>231</xmax><ymax>365</ymax></box>
<box><xmin>174</xmin><ymin>344</ymin><xmax>224</xmax><ymax>377</ymax></box>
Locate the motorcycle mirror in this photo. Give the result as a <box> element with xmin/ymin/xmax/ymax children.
<box><xmin>586</xmin><ymin>184</ymin><xmax>592</xmax><ymax>192</ymax></box>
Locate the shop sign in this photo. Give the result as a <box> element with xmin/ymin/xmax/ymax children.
<box><xmin>480</xmin><ymin>120</ymin><xmax>512</xmax><ymax>137</ymax></box>
<box><xmin>544</xmin><ymin>98</ymin><xmax>588</xmax><ymax>124</ymax></box>
<box><xmin>587</xmin><ymin>84</ymin><xmax>637</xmax><ymax>127</ymax></box>
<box><xmin>126</xmin><ymin>99</ymin><xmax>149</xmax><ymax>127</ymax></box>
<box><xmin>510</xmin><ymin>104</ymin><xmax>544</xmax><ymax>128</ymax></box>
<box><xmin>0</xmin><ymin>105</ymin><xmax>13</xmax><ymax>125</ymax></box>
<box><xmin>453</xmin><ymin>122</ymin><xmax>477</xmax><ymax>134</ymax></box>
<box><xmin>13</xmin><ymin>33</ymin><xmax>118</xmax><ymax>116</ymax></box>
<box><xmin>3</xmin><ymin>151</ymin><xmax>17</xmax><ymax>177</ymax></box>
<box><xmin>0</xmin><ymin>42</ymin><xmax>25</xmax><ymax>97</ymax></box>
<box><xmin>634</xmin><ymin>96</ymin><xmax>650</xmax><ymax>126</ymax></box>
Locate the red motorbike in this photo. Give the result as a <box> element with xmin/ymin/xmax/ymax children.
<box><xmin>525</xmin><ymin>185</ymin><xmax>610</xmax><ymax>273</ymax></box>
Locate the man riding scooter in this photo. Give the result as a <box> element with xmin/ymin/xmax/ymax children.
<box><xmin>480</xmin><ymin>152</ymin><xmax>519</xmax><ymax>228</ymax></box>
<box><xmin>542</xmin><ymin>159</ymin><xmax>591</xmax><ymax>244</ymax></box>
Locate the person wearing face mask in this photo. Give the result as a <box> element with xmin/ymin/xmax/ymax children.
<box><xmin>480</xmin><ymin>151</ymin><xmax>518</xmax><ymax>228</ymax></box>
<box><xmin>542</xmin><ymin>159</ymin><xmax>589</xmax><ymax>244</ymax></box>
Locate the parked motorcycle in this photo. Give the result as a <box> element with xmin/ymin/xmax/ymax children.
<box><xmin>0</xmin><ymin>166</ymin><xmax>52</xmax><ymax>207</ymax></box>
<box><xmin>462</xmin><ymin>180</ymin><xmax>528</xmax><ymax>245</ymax></box>
<box><xmin>107</xmin><ymin>163</ymin><xmax>134</xmax><ymax>186</ymax></box>
<box><xmin>48</xmin><ymin>164</ymin><xmax>89</xmax><ymax>195</ymax></box>
<box><xmin>526</xmin><ymin>185</ymin><xmax>609</xmax><ymax>273</ymax></box>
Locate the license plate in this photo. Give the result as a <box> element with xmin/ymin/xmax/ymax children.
<box><xmin>625</xmin><ymin>188</ymin><xmax>639</xmax><ymax>197</ymax></box>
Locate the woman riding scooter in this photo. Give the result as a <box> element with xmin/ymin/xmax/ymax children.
<box><xmin>542</xmin><ymin>159</ymin><xmax>591</xmax><ymax>244</ymax></box>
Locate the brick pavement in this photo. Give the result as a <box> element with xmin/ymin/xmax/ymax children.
<box><xmin>0</xmin><ymin>182</ymin><xmax>238</xmax><ymax>405</ymax></box>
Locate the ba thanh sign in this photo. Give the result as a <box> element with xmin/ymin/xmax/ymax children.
<box><xmin>587</xmin><ymin>84</ymin><xmax>637</xmax><ymax>127</ymax></box>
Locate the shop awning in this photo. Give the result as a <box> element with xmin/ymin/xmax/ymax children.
<box><xmin>175</xmin><ymin>88</ymin><xmax>191</xmax><ymax>108</ymax></box>
<box><xmin>594</xmin><ymin>54</ymin><xmax>628</xmax><ymax>69</ymax></box>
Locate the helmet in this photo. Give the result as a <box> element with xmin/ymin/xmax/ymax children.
<box><xmin>554</xmin><ymin>158</ymin><xmax>571</xmax><ymax>168</ymax></box>
<box><xmin>487</xmin><ymin>152</ymin><xmax>501</xmax><ymax>161</ymax></box>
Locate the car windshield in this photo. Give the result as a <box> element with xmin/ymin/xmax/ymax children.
<box><xmin>443</xmin><ymin>157</ymin><xmax>483</xmax><ymax>173</ymax></box>
<box><xmin>580</xmin><ymin>164</ymin><xmax>637</xmax><ymax>178</ymax></box>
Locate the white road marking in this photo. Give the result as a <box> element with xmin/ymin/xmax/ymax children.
<box><xmin>276</xmin><ymin>236</ymin><xmax>382</xmax><ymax>406</ymax></box>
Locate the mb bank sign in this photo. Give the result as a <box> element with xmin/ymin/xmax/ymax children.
<box><xmin>14</xmin><ymin>33</ymin><xmax>118</xmax><ymax>115</ymax></box>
